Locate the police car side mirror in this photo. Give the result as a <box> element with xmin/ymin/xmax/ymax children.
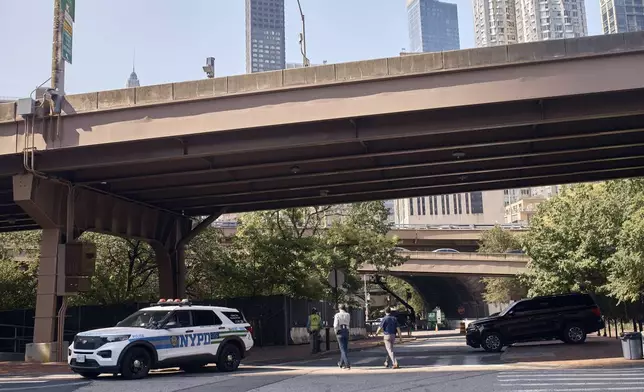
<box><xmin>164</xmin><ymin>321</ymin><xmax>178</xmax><ymax>329</ymax></box>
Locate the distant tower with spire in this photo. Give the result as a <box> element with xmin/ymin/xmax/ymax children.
<box><xmin>127</xmin><ymin>50</ymin><xmax>140</xmax><ymax>88</ymax></box>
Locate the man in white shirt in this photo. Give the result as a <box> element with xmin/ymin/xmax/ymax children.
<box><xmin>333</xmin><ymin>304</ymin><xmax>351</xmax><ymax>369</ymax></box>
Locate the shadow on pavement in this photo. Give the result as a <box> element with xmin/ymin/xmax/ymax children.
<box><xmin>501</xmin><ymin>336</ymin><xmax>623</xmax><ymax>363</ymax></box>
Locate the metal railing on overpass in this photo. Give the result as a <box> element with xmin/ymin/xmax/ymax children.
<box><xmin>211</xmin><ymin>221</ymin><xmax>529</xmax><ymax>231</ymax></box>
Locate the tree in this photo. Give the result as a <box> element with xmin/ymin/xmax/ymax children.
<box><xmin>603</xmin><ymin>180</ymin><xmax>644</xmax><ymax>303</ymax></box>
<box><xmin>0</xmin><ymin>231</ymin><xmax>41</xmax><ymax>310</ymax></box>
<box><xmin>73</xmin><ymin>233</ymin><xmax>159</xmax><ymax>305</ymax></box>
<box><xmin>322</xmin><ymin>202</ymin><xmax>407</xmax><ymax>303</ymax></box>
<box><xmin>478</xmin><ymin>225</ymin><xmax>527</xmax><ymax>304</ymax></box>
<box><xmin>478</xmin><ymin>225</ymin><xmax>522</xmax><ymax>254</ymax></box>
<box><xmin>521</xmin><ymin>183</ymin><xmax>624</xmax><ymax>296</ymax></box>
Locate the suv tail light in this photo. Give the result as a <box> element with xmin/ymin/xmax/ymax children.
<box><xmin>246</xmin><ymin>326</ymin><xmax>254</xmax><ymax>335</ymax></box>
<box><xmin>591</xmin><ymin>306</ymin><xmax>601</xmax><ymax>317</ymax></box>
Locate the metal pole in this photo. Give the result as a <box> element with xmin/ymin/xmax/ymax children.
<box><xmin>51</xmin><ymin>0</ymin><xmax>65</xmax><ymax>94</ymax></box>
<box><xmin>363</xmin><ymin>275</ymin><xmax>369</xmax><ymax>323</ymax></box>
<box><xmin>296</xmin><ymin>0</ymin><xmax>309</xmax><ymax>67</ymax></box>
<box><xmin>334</xmin><ymin>268</ymin><xmax>339</xmax><ymax>309</ymax></box>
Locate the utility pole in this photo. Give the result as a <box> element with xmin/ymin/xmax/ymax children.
<box><xmin>51</xmin><ymin>0</ymin><xmax>65</xmax><ymax>95</ymax></box>
<box><xmin>296</xmin><ymin>0</ymin><xmax>310</xmax><ymax>67</ymax></box>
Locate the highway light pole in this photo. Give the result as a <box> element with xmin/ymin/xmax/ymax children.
<box><xmin>296</xmin><ymin>0</ymin><xmax>310</xmax><ymax>67</ymax></box>
<box><xmin>51</xmin><ymin>0</ymin><xmax>65</xmax><ymax>95</ymax></box>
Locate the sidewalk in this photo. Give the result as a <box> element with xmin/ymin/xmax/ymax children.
<box><xmin>0</xmin><ymin>336</ymin><xmax>416</xmax><ymax>377</ymax></box>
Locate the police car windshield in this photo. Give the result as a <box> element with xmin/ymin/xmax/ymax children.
<box><xmin>116</xmin><ymin>310</ymin><xmax>171</xmax><ymax>328</ymax></box>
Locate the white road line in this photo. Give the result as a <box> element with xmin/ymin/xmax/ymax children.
<box><xmin>500</xmin><ymin>388</ymin><xmax>644</xmax><ymax>392</ymax></box>
<box><xmin>0</xmin><ymin>381</ymin><xmax>47</xmax><ymax>384</ymax></box>
<box><xmin>353</xmin><ymin>357</ymin><xmax>378</xmax><ymax>365</ymax></box>
<box><xmin>462</xmin><ymin>356</ymin><xmax>480</xmax><ymax>366</ymax></box>
<box><xmin>499</xmin><ymin>378</ymin><xmax>644</xmax><ymax>382</ymax></box>
<box><xmin>499</xmin><ymin>373</ymin><xmax>644</xmax><ymax>378</ymax></box>
<box><xmin>499</xmin><ymin>382</ymin><xmax>644</xmax><ymax>387</ymax></box>
<box><xmin>0</xmin><ymin>381</ymin><xmax>89</xmax><ymax>392</ymax></box>
<box><xmin>431</xmin><ymin>356</ymin><xmax>451</xmax><ymax>367</ymax></box>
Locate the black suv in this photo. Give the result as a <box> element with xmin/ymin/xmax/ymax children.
<box><xmin>466</xmin><ymin>293</ymin><xmax>604</xmax><ymax>352</ymax></box>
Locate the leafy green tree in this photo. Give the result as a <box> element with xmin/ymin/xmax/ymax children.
<box><xmin>603</xmin><ymin>181</ymin><xmax>644</xmax><ymax>303</ymax></box>
<box><xmin>478</xmin><ymin>225</ymin><xmax>522</xmax><ymax>254</ymax></box>
<box><xmin>521</xmin><ymin>183</ymin><xmax>623</xmax><ymax>296</ymax></box>
<box><xmin>478</xmin><ymin>225</ymin><xmax>527</xmax><ymax>303</ymax></box>
<box><xmin>73</xmin><ymin>233</ymin><xmax>159</xmax><ymax>305</ymax></box>
<box><xmin>0</xmin><ymin>231</ymin><xmax>41</xmax><ymax>310</ymax></box>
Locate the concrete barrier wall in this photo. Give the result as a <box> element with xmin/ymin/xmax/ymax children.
<box><xmin>1</xmin><ymin>32</ymin><xmax>643</xmax><ymax>124</ymax></box>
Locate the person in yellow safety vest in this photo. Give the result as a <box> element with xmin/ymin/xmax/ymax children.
<box><xmin>307</xmin><ymin>307</ymin><xmax>322</xmax><ymax>354</ymax></box>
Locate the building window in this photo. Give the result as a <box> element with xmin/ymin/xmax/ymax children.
<box><xmin>429</xmin><ymin>197</ymin><xmax>433</xmax><ymax>215</ymax></box>
<box><xmin>441</xmin><ymin>196</ymin><xmax>446</xmax><ymax>215</ymax></box>
<box><xmin>471</xmin><ymin>191</ymin><xmax>484</xmax><ymax>214</ymax></box>
<box><xmin>458</xmin><ymin>194</ymin><xmax>463</xmax><ymax>215</ymax></box>
<box><xmin>453</xmin><ymin>194</ymin><xmax>458</xmax><ymax>214</ymax></box>
<box><xmin>433</xmin><ymin>196</ymin><xmax>438</xmax><ymax>215</ymax></box>
<box><xmin>417</xmin><ymin>198</ymin><xmax>422</xmax><ymax>215</ymax></box>
<box><xmin>421</xmin><ymin>197</ymin><xmax>426</xmax><ymax>215</ymax></box>
<box><xmin>409</xmin><ymin>198</ymin><xmax>414</xmax><ymax>216</ymax></box>
<box><xmin>465</xmin><ymin>193</ymin><xmax>470</xmax><ymax>214</ymax></box>
<box><xmin>445</xmin><ymin>195</ymin><xmax>450</xmax><ymax>215</ymax></box>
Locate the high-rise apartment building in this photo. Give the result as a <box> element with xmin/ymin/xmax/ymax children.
<box><xmin>474</xmin><ymin>0</ymin><xmax>518</xmax><ymax>47</ymax></box>
<box><xmin>516</xmin><ymin>0</ymin><xmax>587</xmax><ymax>42</ymax></box>
<box><xmin>394</xmin><ymin>191</ymin><xmax>505</xmax><ymax>225</ymax></box>
<box><xmin>245</xmin><ymin>0</ymin><xmax>286</xmax><ymax>73</ymax></box>
<box><xmin>407</xmin><ymin>0</ymin><xmax>460</xmax><ymax>52</ymax></box>
<box><xmin>600</xmin><ymin>0</ymin><xmax>644</xmax><ymax>33</ymax></box>
<box><xmin>475</xmin><ymin>0</ymin><xmax>587</xmax><ymax>46</ymax></box>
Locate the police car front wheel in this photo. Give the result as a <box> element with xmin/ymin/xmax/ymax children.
<box><xmin>120</xmin><ymin>347</ymin><xmax>152</xmax><ymax>380</ymax></box>
<box><xmin>217</xmin><ymin>344</ymin><xmax>241</xmax><ymax>372</ymax></box>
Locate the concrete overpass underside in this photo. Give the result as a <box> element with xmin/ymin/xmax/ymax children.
<box><xmin>0</xmin><ymin>33</ymin><xmax>643</xmax><ymax>360</ymax></box>
<box><xmin>403</xmin><ymin>275</ymin><xmax>489</xmax><ymax>319</ymax></box>
<box><xmin>2</xmin><ymin>33</ymin><xmax>644</xmax><ymax>234</ymax></box>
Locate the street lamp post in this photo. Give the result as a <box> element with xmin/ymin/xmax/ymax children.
<box><xmin>296</xmin><ymin>0</ymin><xmax>310</xmax><ymax>67</ymax></box>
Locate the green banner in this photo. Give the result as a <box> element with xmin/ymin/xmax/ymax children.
<box><xmin>62</xmin><ymin>17</ymin><xmax>73</xmax><ymax>64</ymax></box>
<box><xmin>61</xmin><ymin>0</ymin><xmax>75</xmax><ymax>22</ymax></box>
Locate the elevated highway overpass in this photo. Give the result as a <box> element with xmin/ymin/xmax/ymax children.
<box><xmin>215</xmin><ymin>222</ymin><xmax>528</xmax><ymax>250</ymax></box>
<box><xmin>360</xmin><ymin>251</ymin><xmax>529</xmax><ymax>319</ymax></box>
<box><xmin>1</xmin><ymin>32</ymin><xmax>643</xmax><ymax>355</ymax></box>
<box><xmin>359</xmin><ymin>251</ymin><xmax>529</xmax><ymax>277</ymax></box>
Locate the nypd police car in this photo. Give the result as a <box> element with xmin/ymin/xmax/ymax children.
<box><xmin>68</xmin><ymin>299</ymin><xmax>254</xmax><ymax>379</ymax></box>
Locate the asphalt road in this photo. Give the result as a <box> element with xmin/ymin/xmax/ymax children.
<box><xmin>2</xmin><ymin>336</ymin><xmax>644</xmax><ymax>392</ymax></box>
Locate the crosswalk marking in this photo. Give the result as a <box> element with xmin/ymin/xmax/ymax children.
<box><xmin>497</xmin><ymin>368</ymin><xmax>644</xmax><ymax>391</ymax></box>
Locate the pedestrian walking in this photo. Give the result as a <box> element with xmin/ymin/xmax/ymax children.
<box><xmin>307</xmin><ymin>307</ymin><xmax>322</xmax><ymax>354</ymax></box>
<box><xmin>333</xmin><ymin>304</ymin><xmax>351</xmax><ymax>369</ymax></box>
<box><xmin>376</xmin><ymin>307</ymin><xmax>402</xmax><ymax>369</ymax></box>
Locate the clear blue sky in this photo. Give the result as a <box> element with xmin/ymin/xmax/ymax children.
<box><xmin>0</xmin><ymin>0</ymin><xmax>602</xmax><ymax>98</ymax></box>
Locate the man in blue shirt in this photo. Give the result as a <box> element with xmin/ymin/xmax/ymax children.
<box><xmin>376</xmin><ymin>307</ymin><xmax>401</xmax><ymax>369</ymax></box>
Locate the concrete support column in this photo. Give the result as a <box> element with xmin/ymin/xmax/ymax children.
<box><xmin>152</xmin><ymin>242</ymin><xmax>186</xmax><ymax>299</ymax></box>
<box><xmin>32</xmin><ymin>229</ymin><xmax>63</xmax><ymax>344</ymax></box>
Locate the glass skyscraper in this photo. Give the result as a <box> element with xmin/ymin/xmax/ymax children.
<box><xmin>407</xmin><ymin>0</ymin><xmax>460</xmax><ymax>53</ymax></box>
<box><xmin>245</xmin><ymin>0</ymin><xmax>286</xmax><ymax>73</ymax></box>
<box><xmin>601</xmin><ymin>0</ymin><xmax>644</xmax><ymax>33</ymax></box>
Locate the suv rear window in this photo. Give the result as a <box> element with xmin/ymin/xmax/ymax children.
<box><xmin>222</xmin><ymin>311</ymin><xmax>247</xmax><ymax>324</ymax></box>
<box><xmin>551</xmin><ymin>294</ymin><xmax>595</xmax><ymax>308</ymax></box>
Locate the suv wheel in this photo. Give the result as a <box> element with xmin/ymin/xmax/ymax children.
<box><xmin>563</xmin><ymin>325</ymin><xmax>587</xmax><ymax>344</ymax></box>
<box><xmin>217</xmin><ymin>344</ymin><xmax>241</xmax><ymax>372</ymax></box>
<box><xmin>120</xmin><ymin>347</ymin><xmax>152</xmax><ymax>380</ymax></box>
<box><xmin>481</xmin><ymin>332</ymin><xmax>504</xmax><ymax>352</ymax></box>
